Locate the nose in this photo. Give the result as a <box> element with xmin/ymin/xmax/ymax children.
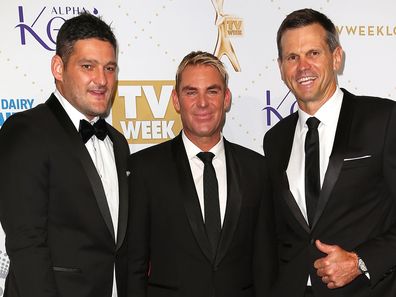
<box><xmin>297</xmin><ymin>57</ymin><xmax>311</xmax><ymax>71</ymax></box>
<box><xmin>94</xmin><ymin>68</ymin><xmax>107</xmax><ymax>86</ymax></box>
<box><xmin>197</xmin><ymin>93</ymin><xmax>209</xmax><ymax>108</ymax></box>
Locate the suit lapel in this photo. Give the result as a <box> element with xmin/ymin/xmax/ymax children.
<box><xmin>214</xmin><ymin>139</ymin><xmax>242</xmax><ymax>267</ymax></box>
<box><xmin>311</xmin><ymin>90</ymin><xmax>353</xmax><ymax>229</ymax></box>
<box><xmin>46</xmin><ymin>94</ymin><xmax>116</xmax><ymax>241</ymax></box>
<box><xmin>172</xmin><ymin>135</ymin><xmax>213</xmax><ymax>263</ymax></box>
<box><xmin>281</xmin><ymin>172</ymin><xmax>310</xmax><ymax>233</ymax></box>
<box><xmin>108</xmin><ymin>127</ymin><xmax>129</xmax><ymax>250</ymax></box>
<box><xmin>279</xmin><ymin>113</ymin><xmax>310</xmax><ymax>233</ymax></box>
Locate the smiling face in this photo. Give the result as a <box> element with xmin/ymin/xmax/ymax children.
<box><xmin>51</xmin><ymin>38</ymin><xmax>117</xmax><ymax>120</ymax></box>
<box><xmin>172</xmin><ymin>64</ymin><xmax>231</xmax><ymax>151</ymax></box>
<box><xmin>278</xmin><ymin>23</ymin><xmax>343</xmax><ymax>114</ymax></box>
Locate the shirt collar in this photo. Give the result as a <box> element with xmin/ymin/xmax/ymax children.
<box><xmin>297</xmin><ymin>87</ymin><xmax>343</xmax><ymax>130</ymax></box>
<box><xmin>54</xmin><ymin>89</ymin><xmax>99</xmax><ymax>131</ymax></box>
<box><xmin>182</xmin><ymin>130</ymin><xmax>224</xmax><ymax>161</ymax></box>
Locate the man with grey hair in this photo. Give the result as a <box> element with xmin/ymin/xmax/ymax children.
<box><xmin>264</xmin><ymin>8</ymin><xmax>396</xmax><ymax>297</ymax></box>
<box><xmin>127</xmin><ymin>51</ymin><xmax>276</xmax><ymax>297</ymax></box>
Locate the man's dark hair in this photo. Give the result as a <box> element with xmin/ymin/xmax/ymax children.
<box><xmin>277</xmin><ymin>8</ymin><xmax>340</xmax><ymax>60</ymax></box>
<box><xmin>56</xmin><ymin>12</ymin><xmax>117</xmax><ymax>65</ymax></box>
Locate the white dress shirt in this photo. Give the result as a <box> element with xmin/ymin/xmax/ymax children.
<box><xmin>182</xmin><ymin>131</ymin><xmax>227</xmax><ymax>226</ymax></box>
<box><xmin>286</xmin><ymin>87</ymin><xmax>343</xmax><ymax>223</ymax></box>
<box><xmin>54</xmin><ymin>89</ymin><xmax>119</xmax><ymax>297</ymax></box>
<box><xmin>286</xmin><ymin>87</ymin><xmax>343</xmax><ymax>285</ymax></box>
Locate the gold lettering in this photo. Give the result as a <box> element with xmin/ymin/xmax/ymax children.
<box><xmin>368</xmin><ymin>26</ymin><xmax>374</xmax><ymax>36</ymax></box>
<box><xmin>359</xmin><ymin>26</ymin><xmax>365</xmax><ymax>36</ymax></box>
<box><xmin>338</xmin><ymin>24</ymin><xmax>396</xmax><ymax>37</ymax></box>
<box><xmin>226</xmin><ymin>20</ymin><xmax>233</xmax><ymax>31</ymax></box>
<box><xmin>386</xmin><ymin>26</ymin><xmax>393</xmax><ymax>36</ymax></box>
<box><xmin>345</xmin><ymin>26</ymin><xmax>357</xmax><ymax>35</ymax></box>
<box><xmin>233</xmin><ymin>20</ymin><xmax>242</xmax><ymax>31</ymax></box>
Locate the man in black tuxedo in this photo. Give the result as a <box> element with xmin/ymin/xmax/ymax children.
<box><xmin>127</xmin><ymin>51</ymin><xmax>275</xmax><ymax>297</ymax></box>
<box><xmin>0</xmin><ymin>13</ymin><xmax>129</xmax><ymax>297</ymax></box>
<box><xmin>264</xmin><ymin>8</ymin><xmax>396</xmax><ymax>297</ymax></box>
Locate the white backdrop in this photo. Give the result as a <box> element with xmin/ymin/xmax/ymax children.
<box><xmin>1</xmin><ymin>0</ymin><xmax>396</xmax><ymax>293</ymax></box>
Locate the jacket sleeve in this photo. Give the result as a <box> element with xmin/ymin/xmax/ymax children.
<box><xmin>127</xmin><ymin>153</ymin><xmax>150</xmax><ymax>297</ymax></box>
<box><xmin>253</xmin><ymin>157</ymin><xmax>278</xmax><ymax>296</ymax></box>
<box><xmin>0</xmin><ymin>113</ymin><xmax>58</xmax><ymax>297</ymax></box>
<box><xmin>354</xmin><ymin>102</ymin><xmax>396</xmax><ymax>287</ymax></box>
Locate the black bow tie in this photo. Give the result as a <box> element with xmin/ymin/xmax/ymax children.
<box><xmin>79</xmin><ymin>118</ymin><xmax>108</xmax><ymax>143</ymax></box>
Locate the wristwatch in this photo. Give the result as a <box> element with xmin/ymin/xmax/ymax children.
<box><xmin>357</xmin><ymin>256</ymin><xmax>369</xmax><ymax>275</ymax></box>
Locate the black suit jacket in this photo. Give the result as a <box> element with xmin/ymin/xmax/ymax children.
<box><xmin>0</xmin><ymin>94</ymin><xmax>129</xmax><ymax>297</ymax></box>
<box><xmin>264</xmin><ymin>89</ymin><xmax>396</xmax><ymax>297</ymax></box>
<box><xmin>127</xmin><ymin>134</ymin><xmax>276</xmax><ymax>297</ymax></box>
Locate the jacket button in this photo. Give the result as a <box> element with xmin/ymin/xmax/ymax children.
<box><xmin>310</xmin><ymin>238</ymin><xmax>315</xmax><ymax>245</ymax></box>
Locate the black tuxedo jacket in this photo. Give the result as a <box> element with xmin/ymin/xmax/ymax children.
<box><xmin>264</xmin><ymin>89</ymin><xmax>396</xmax><ymax>297</ymax></box>
<box><xmin>127</xmin><ymin>134</ymin><xmax>276</xmax><ymax>297</ymax></box>
<box><xmin>0</xmin><ymin>94</ymin><xmax>129</xmax><ymax>297</ymax></box>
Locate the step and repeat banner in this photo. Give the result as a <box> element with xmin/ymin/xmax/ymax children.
<box><xmin>1</xmin><ymin>0</ymin><xmax>395</xmax><ymax>293</ymax></box>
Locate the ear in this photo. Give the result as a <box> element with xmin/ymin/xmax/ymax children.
<box><xmin>172</xmin><ymin>89</ymin><xmax>181</xmax><ymax>113</ymax></box>
<box><xmin>51</xmin><ymin>55</ymin><xmax>64</xmax><ymax>81</ymax></box>
<box><xmin>224</xmin><ymin>88</ymin><xmax>232</xmax><ymax>111</ymax></box>
<box><xmin>332</xmin><ymin>46</ymin><xmax>343</xmax><ymax>71</ymax></box>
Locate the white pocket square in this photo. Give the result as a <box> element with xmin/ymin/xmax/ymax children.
<box><xmin>126</xmin><ymin>171</ymin><xmax>131</xmax><ymax>177</ymax></box>
<box><xmin>344</xmin><ymin>155</ymin><xmax>372</xmax><ymax>161</ymax></box>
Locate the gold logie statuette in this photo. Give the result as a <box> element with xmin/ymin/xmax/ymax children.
<box><xmin>212</xmin><ymin>0</ymin><xmax>243</xmax><ymax>72</ymax></box>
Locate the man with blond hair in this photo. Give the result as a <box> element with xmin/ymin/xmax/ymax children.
<box><xmin>127</xmin><ymin>51</ymin><xmax>275</xmax><ymax>297</ymax></box>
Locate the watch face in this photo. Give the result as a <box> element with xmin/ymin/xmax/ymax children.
<box><xmin>358</xmin><ymin>258</ymin><xmax>368</xmax><ymax>273</ymax></box>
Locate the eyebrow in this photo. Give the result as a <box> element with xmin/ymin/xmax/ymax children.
<box><xmin>181</xmin><ymin>85</ymin><xmax>198</xmax><ymax>92</ymax></box>
<box><xmin>78</xmin><ymin>58</ymin><xmax>118</xmax><ymax>67</ymax></box>
<box><xmin>207</xmin><ymin>84</ymin><xmax>222</xmax><ymax>90</ymax></box>
<box><xmin>180</xmin><ymin>84</ymin><xmax>223</xmax><ymax>92</ymax></box>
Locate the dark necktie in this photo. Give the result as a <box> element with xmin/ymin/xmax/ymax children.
<box><xmin>79</xmin><ymin>118</ymin><xmax>108</xmax><ymax>144</ymax></box>
<box><xmin>197</xmin><ymin>152</ymin><xmax>221</xmax><ymax>259</ymax></box>
<box><xmin>305</xmin><ymin>117</ymin><xmax>321</xmax><ymax>227</ymax></box>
